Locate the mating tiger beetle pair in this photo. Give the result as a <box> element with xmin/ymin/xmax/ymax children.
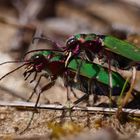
<box><xmin>1</xmin><ymin>33</ymin><xmax>140</xmax><ymax>109</ymax></box>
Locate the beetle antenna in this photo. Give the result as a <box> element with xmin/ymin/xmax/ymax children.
<box><xmin>0</xmin><ymin>63</ymin><xmax>26</xmax><ymax>80</ymax></box>
<box><xmin>0</xmin><ymin>60</ymin><xmax>25</xmax><ymax>66</ymax></box>
<box><xmin>32</xmin><ymin>36</ymin><xmax>65</xmax><ymax>51</ymax></box>
<box><xmin>32</xmin><ymin>36</ymin><xmax>48</xmax><ymax>44</ymax></box>
<box><xmin>24</xmin><ymin>49</ymin><xmax>65</xmax><ymax>58</ymax></box>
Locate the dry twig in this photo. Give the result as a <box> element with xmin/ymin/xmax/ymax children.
<box><xmin>0</xmin><ymin>100</ymin><xmax>139</xmax><ymax>117</ymax></box>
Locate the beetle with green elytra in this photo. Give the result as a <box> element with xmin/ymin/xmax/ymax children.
<box><xmin>0</xmin><ymin>49</ymin><xmax>133</xmax><ymax>106</ymax></box>
<box><xmin>62</xmin><ymin>33</ymin><xmax>140</xmax><ymax>98</ymax></box>
<box><xmin>65</xmin><ymin>33</ymin><xmax>140</xmax><ymax>69</ymax></box>
<box><xmin>32</xmin><ymin>33</ymin><xmax>140</xmax><ymax>97</ymax></box>
<box><xmin>33</xmin><ymin>33</ymin><xmax>140</xmax><ymax>69</ymax></box>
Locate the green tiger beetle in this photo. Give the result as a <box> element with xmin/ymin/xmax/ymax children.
<box><xmin>65</xmin><ymin>33</ymin><xmax>140</xmax><ymax>69</ymax></box>
<box><xmin>32</xmin><ymin>33</ymin><xmax>140</xmax><ymax>103</ymax></box>
<box><xmin>33</xmin><ymin>33</ymin><xmax>140</xmax><ymax>69</ymax></box>
<box><xmin>64</xmin><ymin>33</ymin><xmax>140</xmax><ymax>103</ymax></box>
<box><xmin>0</xmin><ymin>49</ymin><xmax>133</xmax><ymax>106</ymax></box>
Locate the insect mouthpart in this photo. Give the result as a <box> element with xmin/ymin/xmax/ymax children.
<box><xmin>23</xmin><ymin>62</ymin><xmax>41</xmax><ymax>83</ymax></box>
<box><xmin>24</xmin><ymin>63</ymin><xmax>34</xmax><ymax>73</ymax></box>
<box><xmin>23</xmin><ymin>63</ymin><xmax>34</xmax><ymax>77</ymax></box>
<box><xmin>65</xmin><ymin>51</ymin><xmax>72</xmax><ymax>67</ymax></box>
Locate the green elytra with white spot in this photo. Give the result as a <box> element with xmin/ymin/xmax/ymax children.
<box><xmin>35</xmin><ymin>50</ymin><xmax>127</xmax><ymax>88</ymax></box>
<box><xmin>67</xmin><ymin>58</ymin><xmax>125</xmax><ymax>88</ymax></box>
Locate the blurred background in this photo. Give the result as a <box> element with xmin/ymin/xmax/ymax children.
<box><xmin>0</xmin><ymin>0</ymin><xmax>140</xmax><ymax>104</ymax></box>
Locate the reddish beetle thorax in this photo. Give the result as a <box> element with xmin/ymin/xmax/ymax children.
<box><xmin>78</xmin><ymin>38</ymin><xmax>103</xmax><ymax>53</ymax></box>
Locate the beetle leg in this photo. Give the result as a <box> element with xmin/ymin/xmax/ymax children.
<box><xmin>91</xmin><ymin>80</ymin><xmax>99</xmax><ymax>105</ymax></box>
<box><xmin>70</xmin><ymin>87</ymin><xmax>79</xmax><ymax>99</ymax></box>
<box><xmin>74</xmin><ymin>93</ymin><xmax>89</xmax><ymax>105</ymax></box>
<box><xmin>34</xmin><ymin>80</ymin><xmax>55</xmax><ymax>108</ymax></box>
<box><xmin>27</xmin><ymin>73</ymin><xmax>50</xmax><ymax>102</ymax></box>
<box><xmin>105</xmin><ymin>50</ymin><xmax>113</xmax><ymax>104</ymax></box>
<box><xmin>63</xmin><ymin>71</ymin><xmax>71</xmax><ymax>101</ymax></box>
<box><xmin>73</xmin><ymin>78</ymin><xmax>93</xmax><ymax>105</ymax></box>
<box><xmin>30</xmin><ymin>71</ymin><xmax>38</xmax><ymax>83</ymax></box>
<box><xmin>74</xmin><ymin>57</ymin><xmax>83</xmax><ymax>82</ymax></box>
<box><xmin>65</xmin><ymin>74</ymin><xmax>79</xmax><ymax>99</ymax></box>
<box><xmin>27</xmin><ymin>73</ymin><xmax>46</xmax><ymax>101</ymax></box>
<box><xmin>20</xmin><ymin>80</ymin><xmax>55</xmax><ymax>134</ymax></box>
<box><xmin>64</xmin><ymin>73</ymin><xmax>79</xmax><ymax>102</ymax></box>
<box><xmin>24</xmin><ymin>72</ymin><xmax>32</xmax><ymax>81</ymax></box>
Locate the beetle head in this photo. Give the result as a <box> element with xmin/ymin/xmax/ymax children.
<box><xmin>23</xmin><ymin>53</ymin><xmax>50</xmax><ymax>78</ymax></box>
<box><xmin>65</xmin><ymin>36</ymin><xmax>81</xmax><ymax>66</ymax></box>
<box><xmin>66</xmin><ymin>36</ymin><xmax>81</xmax><ymax>55</ymax></box>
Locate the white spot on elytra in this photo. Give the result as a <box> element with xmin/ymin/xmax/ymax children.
<box><xmin>96</xmin><ymin>76</ymin><xmax>99</xmax><ymax>79</ymax></box>
<box><xmin>134</xmin><ymin>49</ymin><xmax>138</xmax><ymax>52</ymax></box>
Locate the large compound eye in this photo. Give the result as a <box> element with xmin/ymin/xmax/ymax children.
<box><xmin>31</xmin><ymin>54</ymin><xmax>46</xmax><ymax>64</ymax></box>
<box><xmin>66</xmin><ymin>37</ymin><xmax>79</xmax><ymax>49</ymax></box>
